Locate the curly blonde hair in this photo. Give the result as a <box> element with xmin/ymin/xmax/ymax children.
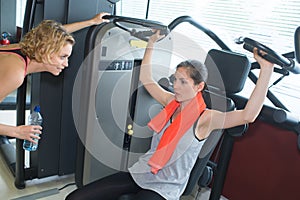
<box><xmin>19</xmin><ymin>20</ymin><xmax>75</xmax><ymax>64</ymax></box>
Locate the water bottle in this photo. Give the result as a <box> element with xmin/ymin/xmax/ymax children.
<box><xmin>23</xmin><ymin>105</ymin><xmax>43</xmax><ymax>151</ymax></box>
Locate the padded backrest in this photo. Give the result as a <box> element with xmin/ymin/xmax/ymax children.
<box><xmin>205</xmin><ymin>49</ymin><xmax>250</xmax><ymax>94</ymax></box>
<box><xmin>202</xmin><ymin>89</ymin><xmax>234</xmax><ymax>112</ymax></box>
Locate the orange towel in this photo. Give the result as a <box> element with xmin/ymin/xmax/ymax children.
<box><xmin>147</xmin><ymin>92</ymin><xmax>206</xmax><ymax>174</ymax></box>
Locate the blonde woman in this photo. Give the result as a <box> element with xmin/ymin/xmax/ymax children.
<box><xmin>0</xmin><ymin>12</ymin><xmax>109</xmax><ymax>143</ymax></box>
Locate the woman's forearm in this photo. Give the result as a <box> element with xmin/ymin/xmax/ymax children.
<box><xmin>63</xmin><ymin>20</ymin><xmax>94</xmax><ymax>33</ymax></box>
<box><xmin>243</xmin><ymin>67</ymin><xmax>274</xmax><ymax>122</ymax></box>
<box><xmin>0</xmin><ymin>123</ymin><xmax>16</xmax><ymax>138</ymax></box>
<box><xmin>140</xmin><ymin>41</ymin><xmax>155</xmax><ymax>84</ymax></box>
<box><xmin>63</xmin><ymin>13</ymin><xmax>110</xmax><ymax>33</ymax></box>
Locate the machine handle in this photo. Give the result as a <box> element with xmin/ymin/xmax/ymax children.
<box><xmin>103</xmin><ymin>15</ymin><xmax>169</xmax><ymax>41</ymax></box>
<box><xmin>241</xmin><ymin>37</ymin><xmax>300</xmax><ymax>74</ymax></box>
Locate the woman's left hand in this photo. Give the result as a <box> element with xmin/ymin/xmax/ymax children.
<box><xmin>253</xmin><ymin>48</ymin><xmax>274</xmax><ymax>70</ymax></box>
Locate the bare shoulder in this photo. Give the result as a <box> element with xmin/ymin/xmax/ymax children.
<box><xmin>194</xmin><ymin>110</ymin><xmax>213</xmax><ymax>140</ymax></box>
<box><xmin>195</xmin><ymin>109</ymin><xmax>225</xmax><ymax>140</ymax></box>
<box><xmin>0</xmin><ymin>54</ymin><xmax>25</xmax><ymax>78</ymax></box>
<box><xmin>0</xmin><ymin>56</ymin><xmax>25</xmax><ymax>102</ymax></box>
<box><xmin>197</xmin><ymin>109</ymin><xmax>222</xmax><ymax>130</ymax></box>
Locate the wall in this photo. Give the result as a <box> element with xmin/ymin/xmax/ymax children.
<box><xmin>0</xmin><ymin>0</ymin><xmax>16</xmax><ymax>40</ymax></box>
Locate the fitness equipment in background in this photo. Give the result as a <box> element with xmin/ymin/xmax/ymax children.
<box><xmin>74</xmin><ymin>15</ymin><xmax>171</xmax><ymax>188</ymax></box>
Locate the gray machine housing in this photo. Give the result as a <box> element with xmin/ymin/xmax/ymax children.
<box><xmin>74</xmin><ymin>22</ymin><xmax>173</xmax><ymax>186</ymax></box>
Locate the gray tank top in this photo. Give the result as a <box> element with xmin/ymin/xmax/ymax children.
<box><xmin>129</xmin><ymin>121</ymin><xmax>205</xmax><ymax>200</ymax></box>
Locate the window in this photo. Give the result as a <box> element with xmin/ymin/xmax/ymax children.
<box><xmin>115</xmin><ymin>0</ymin><xmax>148</xmax><ymax>19</ymax></box>
<box><xmin>116</xmin><ymin>0</ymin><xmax>300</xmax><ymax>117</ymax></box>
<box><xmin>16</xmin><ymin>0</ymin><xmax>27</xmax><ymax>27</ymax></box>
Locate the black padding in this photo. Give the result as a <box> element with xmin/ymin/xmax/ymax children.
<box><xmin>202</xmin><ymin>90</ymin><xmax>235</xmax><ymax>112</ymax></box>
<box><xmin>225</xmin><ymin>124</ymin><xmax>248</xmax><ymax>137</ymax></box>
<box><xmin>198</xmin><ymin>166</ymin><xmax>213</xmax><ymax>187</ymax></box>
<box><xmin>205</xmin><ymin>49</ymin><xmax>250</xmax><ymax>94</ymax></box>
<box><xmin>295</xmin><ymin>26</ymin><xmax>300</xmax><ymax>63</ymax></box>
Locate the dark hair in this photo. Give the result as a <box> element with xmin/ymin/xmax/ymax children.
<box><xmin>176</xmin><ymin>59</ymin><xmax>208</xmax><ymax>85</ymax></box>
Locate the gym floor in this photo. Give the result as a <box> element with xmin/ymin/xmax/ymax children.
<box><xmin>0</xmin><ymin>110</ymin><xmax>228</xmax><ymax>200</ymax></box>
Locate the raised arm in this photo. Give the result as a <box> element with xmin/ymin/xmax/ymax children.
<box><xmin>63</xmin><ymin>12</ymin><xmax>110</xmax><ymax>33</ymax></box>
<box><xmin>211</xmin><ymin>48</ymin><xmax>274</xmax><ymax>130</ymax></box>
<box><xmin>140</xmin><ymin>31</ymin><xmax>174</xmax><ymax>106</ymax></box>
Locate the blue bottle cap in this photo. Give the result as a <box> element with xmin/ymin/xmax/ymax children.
<box><xmin>34</xmin><ymin>105</ymin><xmax>40</xmax><ymax>112</ymax></box>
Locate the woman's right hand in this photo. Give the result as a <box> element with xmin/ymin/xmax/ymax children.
<box><xmin>90</xmin><ymin>12</ymin><xmax>111</xmax><ymax>25</ymax></box>
<box><xmin>15</xmin><ymin>125</ymin><xmax>42</xmax><ymax>143</ymax></box>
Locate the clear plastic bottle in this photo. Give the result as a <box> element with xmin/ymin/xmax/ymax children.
<box><xmin>23</xmin><ymin>105</ymin><xmax>43</xmax><ymax>151</ymax></box>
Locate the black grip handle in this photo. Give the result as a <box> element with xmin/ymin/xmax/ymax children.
<box><xmin>242</xmin><ymin>37</ymin><xmax>300</xmax><ymax>74</ymax></box>
<box><xmin>131</xmin><ymin>29</ymin><xmax>168</xmax><ymax>38</ymax></box>
<box><xmin>243</xmin><ymin>38</ymin><xmax>291</xmax><ymax>66</ymax></box>
<box><xmin>102</xmin><ymin>15</ymin><xmax>115</xmax><ymax>20</ymax></box>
